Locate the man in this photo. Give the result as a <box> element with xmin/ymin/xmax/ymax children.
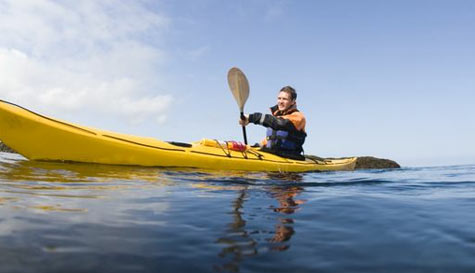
<box><xmin>239</xmin><ymin>86</ymin><xmax>307</xmax><ymax>160</ymax></box>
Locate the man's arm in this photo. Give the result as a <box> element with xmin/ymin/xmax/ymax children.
<box><xmin>248</xmin><ymin>113</ymin><xmax>296</xmax><ymax>131</ymax></box>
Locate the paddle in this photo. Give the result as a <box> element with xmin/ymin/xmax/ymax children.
<box><xmin>227</xmin><ymin>67</ymin><xmax>249</xmax><ymax>145</ymax></box>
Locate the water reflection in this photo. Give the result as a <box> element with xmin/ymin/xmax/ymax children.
<box><xmin>267</xmin><ymin>185</ymin><xmax>304</xmax><ymax>252</ymax></box>
<box><xmin>0</xmin><ymin>155</ymin><xmax>173</xmax><ymax>184</ymax></box>
<box><xmin>215</xmin><ymin>188</ymin><xmax>256</xmax><ymax>272</ymax></box>
<box><xmin>0</xmin><ymin>154</ymin><xmax>174</xmax><ymax>212</ymax></box>
<box><xmin>266</xmin><ymin>173</ymin><xmax>304</xmax><ymax>250</ymax></box>
<box><xmin>215</xmin><ymin>173</ymin><xmax>305</xmax><ymax>272</ymax></box>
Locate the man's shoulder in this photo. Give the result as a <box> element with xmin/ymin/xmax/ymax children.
<box><xmin>289</xmin><ymin>110</ymin><xmax>305</xmax><ymax>119</ymax></box>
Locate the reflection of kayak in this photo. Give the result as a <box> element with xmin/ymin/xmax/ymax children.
<box><xmin>0</xmin><ymin>100</ymin><xmax>356</xmax><ymax>172</ymax></box>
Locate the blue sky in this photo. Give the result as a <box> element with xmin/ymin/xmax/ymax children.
<box><xmin>0</xmin><ymin>0</ymin><xmax>474</xmax><ymax>166</ymax></box>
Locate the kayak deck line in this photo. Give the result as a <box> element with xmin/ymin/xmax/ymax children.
<box><xmin>103</xmin><ymin>135</ymin><xmax>281</xmax><ymax>163</ymax></box>
<box><xmin>102</xmin><ymin>134</ymin><xmax>187</xmax><ymax>153</ymax></box>
<box><xmin>0</xmin><ymin>100</ymin><xmax>357</xmax><ymax>172</ymax></box>
<box><xmin>189</xmin><ymin>150</ymin><xmax>294</xmax><ymax>164</ymax></box>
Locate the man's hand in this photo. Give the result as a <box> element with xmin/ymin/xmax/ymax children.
<box><xmin>239</xmin><ymin>114</ymin><xmax>249</xmax><ymax>126</ymax></box>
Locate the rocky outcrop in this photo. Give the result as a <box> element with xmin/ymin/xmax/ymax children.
<box><xmin>354</xmin><ymin>156</ymin><xmax>400</xmax><ymax>169</ymax></box>
<box><xmin>306</xmin><ymin>155</ymin><xmax>400</xmax><ymax>170</ymax></box>
<box><xmin>0</xmin><ymin>142</ymin><xmax>15</xmax><ymax>153</ymax></box>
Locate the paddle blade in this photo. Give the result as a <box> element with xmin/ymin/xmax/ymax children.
<box><xmin>227</xmin><ymin>67</ymin><xmax>249</xmax><ymax>111</ymax></box>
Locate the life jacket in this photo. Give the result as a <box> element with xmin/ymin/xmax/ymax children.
<box><xmin>265</xmin><ymin>127</ymin><xmax>307</xmax><ymax>153</ymax></box>
<box><xmin>264</xmin><ymin>105</ymin><xmax>307</xmax><ymax>156</ymax></box>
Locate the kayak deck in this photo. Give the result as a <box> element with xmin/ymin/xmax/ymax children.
<box><xmin>0</xmin><ymin>100</ymin><xmax>356</xmax><ymax>172</ymax></box>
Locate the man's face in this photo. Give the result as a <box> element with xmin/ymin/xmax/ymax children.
<box><xmin>277</xmin><ymin>91</ymin><xmax>295</xmax><ymax>112</ymax></box>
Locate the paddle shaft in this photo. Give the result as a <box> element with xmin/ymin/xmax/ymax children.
<box><xmin>240</xmin><ymin>112</ymin><xmax>248</xmax><ymax>145</ymax></box>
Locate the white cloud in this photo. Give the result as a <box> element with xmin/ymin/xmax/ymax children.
<box><xmin>0</xmin><ymin>0</ymin><xmax>173</xmax><ymax>125</ymax></box>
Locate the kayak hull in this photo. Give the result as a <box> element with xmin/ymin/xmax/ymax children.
<box><xmin>0</xmin><ymin>100</ymin><xmax>356</xmax><ymax>172</ymax></box>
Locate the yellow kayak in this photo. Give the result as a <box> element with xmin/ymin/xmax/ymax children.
<box><xmin>0</xmin><ymin>100</ymin><xmax>356</xmax><ymax>172</ymax></box>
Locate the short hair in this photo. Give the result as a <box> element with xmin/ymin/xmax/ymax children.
<box><xmin>280</xmin><ymin>86</ymin><xmax>297</xmax><ymax>100</ymax></box>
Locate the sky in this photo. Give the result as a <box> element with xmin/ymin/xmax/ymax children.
<box><xmin>0</xmin><ymin>0</ymin><xmax>474</xmax><ymax>167</ymax></box>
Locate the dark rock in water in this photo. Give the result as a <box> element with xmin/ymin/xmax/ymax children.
<box><xmin>354</xmin><ymin>156</ymin><xmax>400</xmax><ymax>169</ymax></box>
<box><xmin>0</xmin><ymin>142</ymin><xmax>16</xmax><ymax>153</ymax></box>
<box><xmin>306</xmin><ymin>155</ymin><xmax>400</xmax><ymax>170</ymax></box>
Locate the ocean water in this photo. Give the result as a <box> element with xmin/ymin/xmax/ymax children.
<box><xmin>0</xmin><ymin>152</ymin><xmax>474</xmax><ymax>273</ymax></box>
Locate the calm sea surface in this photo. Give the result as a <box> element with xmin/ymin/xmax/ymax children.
<box><xmin>1</xmin><ymin>152</ymin><xmax>475</xmax><ymax>273</ymax></box>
